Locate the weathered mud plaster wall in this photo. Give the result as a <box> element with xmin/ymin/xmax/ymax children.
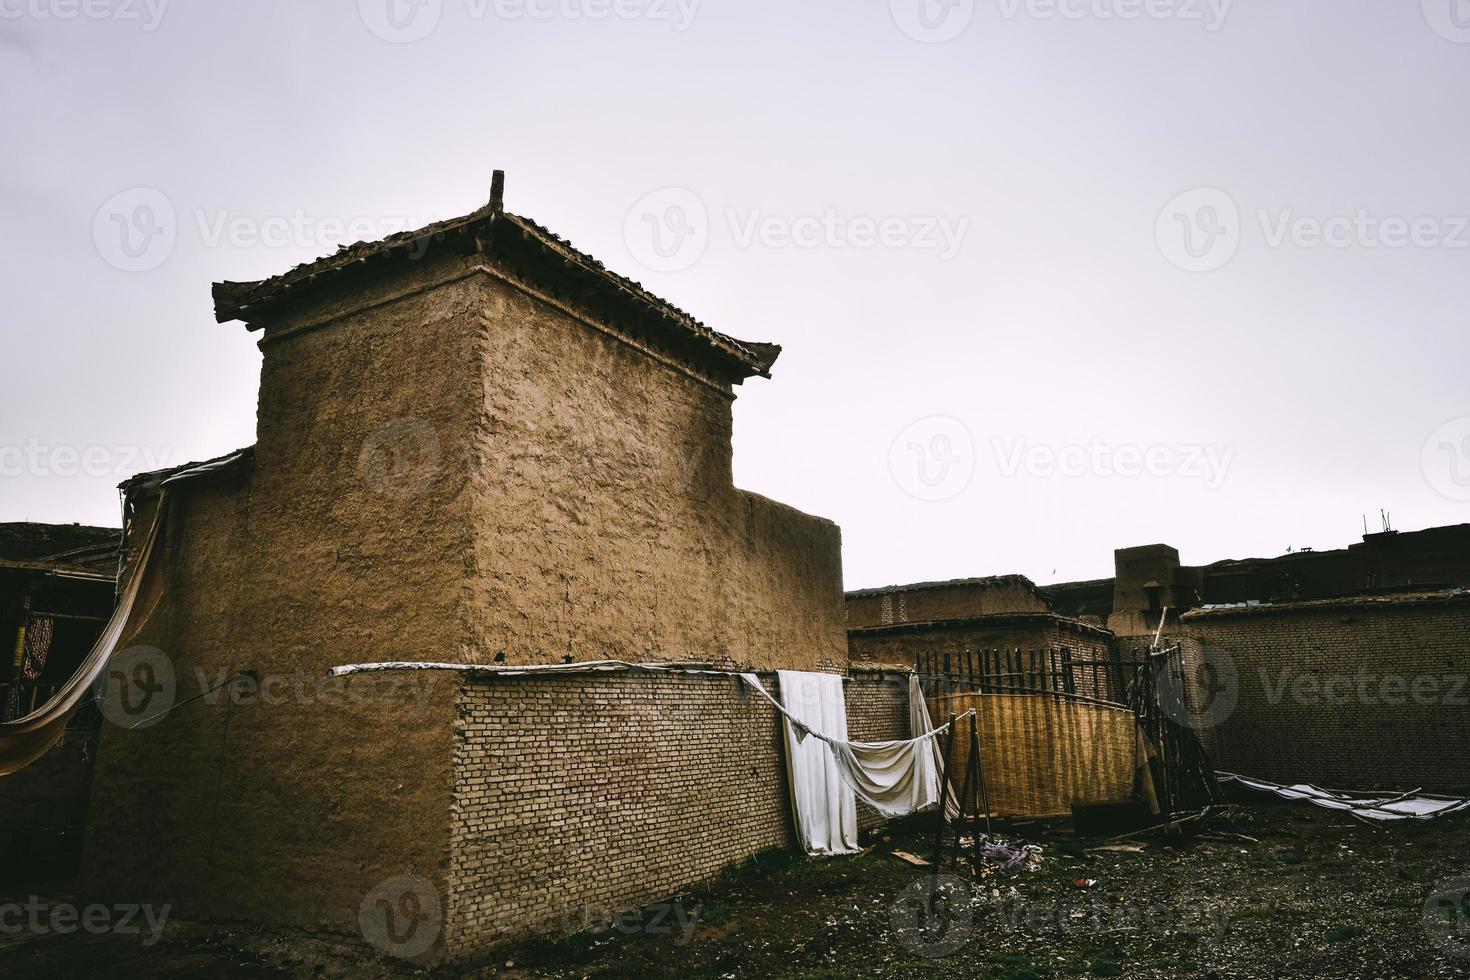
<box><xmin>462</xmin><ymin>274</ymin><xmax>844</xmax><ymax>669</ymax></box>
<box><xmin>83</xmin><ymin>246</ymin><xmax>847</xmax><ymax>962</ymax></box>
<box><xmin>82</xmin><ymin>259</ymin><xmax>478</xmax><ymax>960</ymax></box>
<box><xmin>1183</xmin><ymin>595</ymin><xmax>1470</xmax><ymax>791</ymax></box>
<box><xmin>446</xmin><ymin>670</ymin><xmax>910</xmax><ymax>961</ymax></box>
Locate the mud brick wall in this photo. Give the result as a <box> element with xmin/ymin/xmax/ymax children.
<box><xmin>446</xmin><ymin>670</ymin><xmax>912</xmax><ymax>960</ymax></box>
<box><xmin>1183</xmin><ymin>597</ymin><xmax>1470</xmax><ymax>792</ymax></box>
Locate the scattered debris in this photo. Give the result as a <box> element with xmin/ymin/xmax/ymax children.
<box><xmin>1219</xmin><ymin>773</ymin><xmax>1470</xmax><ymax>822</ymax></box>
<box><xmin>891</xmin><ymin>850</ymin><xmax>931</xmax><ymax>868</ymax></box>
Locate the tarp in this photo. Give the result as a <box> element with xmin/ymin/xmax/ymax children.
<box><xmin>1218</xmin><ymin>772</ymin><xmax>1470</xmax><ymax>822</ymax></box>
<box><xmin>0</xmin><ymin>452</ymin><xmax>247</xmax><ymax>776</ymax></box>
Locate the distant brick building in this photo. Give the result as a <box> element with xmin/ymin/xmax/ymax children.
<box><xmin>845</xmin><ymin>576</ymin><xmax>1115</xmax><ymax>696</ymax></box>
<box><xmin>1045</xmin><ymin>523</ymin><xmax>1470</xmax><ymax>630</ymax></box>
<box><xmin>1183</xmin><ymin>592</ymin><xmax>1470</xmax><ymax>792</ymax></box>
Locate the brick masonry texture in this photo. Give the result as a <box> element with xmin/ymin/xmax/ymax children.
<box><xmin>1183</xmin><ymin>597</ymin><xmax>1470</xmax><ymax>792</ymax></box>
<box><xmin>445</xmin><ymin>671</ymin><xmax>910</xmax><ymax>961</ymax></box>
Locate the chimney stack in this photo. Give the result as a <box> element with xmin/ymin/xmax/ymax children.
<box><xmin>489</xmin><ymin>170</ymin><xmax>505</xmax><ymax>213</ymax></box>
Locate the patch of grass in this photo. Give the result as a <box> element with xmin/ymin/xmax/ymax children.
<box><xmin>1087</xmin><ymin>958</ymin><xmax>1124</xmax><ymax>976</ymax></box>
<box><xmin>985</xmin><ymin>953</ymin><xmax>1045</xmax><ymax>980</ymax></box>
<box><xmin>1325</xmin><ymin>922</ymin><xmax>1360</xmax><ymax>942</ymax></box>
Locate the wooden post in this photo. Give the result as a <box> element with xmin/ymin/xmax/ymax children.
<box><xmin>929</xmin><ymin>712</ymin><xmax>958</xmax><ymax>888</ymax></box>
<box><xmin>971</xmin><ymin>711</ymin><xmax>992</xmax><ymax>842</ymax></box>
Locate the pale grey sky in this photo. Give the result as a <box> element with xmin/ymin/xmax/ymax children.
<box><xmin>2</xmin><ymin>0</ymin><xmax>1468</xmax><ymax>588</ymax></box>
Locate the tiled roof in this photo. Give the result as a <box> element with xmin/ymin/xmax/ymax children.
<box><xmin>212</xmin><ymin>176</ymin><xmax>780</xmax><ymax>382</ymax></box>
<box><xmin>0</xmin><ymin>522</ymin><xmax>120</xmax><ymax>577</ymax></box>
<box><xmin>845</xmin><ymin>574</ymin><xmax>1039</xmax><ymax>599</ymax></box>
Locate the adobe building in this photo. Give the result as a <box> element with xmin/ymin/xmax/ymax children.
<box><xmin>78</xmin><ymin>175</ymin><xmax>893</xmax><ymax>964</ymax></box>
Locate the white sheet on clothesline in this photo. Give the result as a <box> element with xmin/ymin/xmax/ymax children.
<box><xmin>741</xmin><ymin>672</ymin><xmax>967</xmax><ymax>855</ymax></box>
<box><xmin>774</xmin><ymin>670</ymin><xmax>858</xmax><ymax>855</ymax></box>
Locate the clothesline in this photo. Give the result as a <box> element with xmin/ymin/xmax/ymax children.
<box><xmin>736</xmin><ymin>672</ymin><xmax>972</xmax><ymax>751</ymax></box>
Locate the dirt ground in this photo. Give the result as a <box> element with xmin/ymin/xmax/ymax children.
<box><xmin>5</xmin><ymin>799</ymin><xmax>1469</xmax><ymax>979</ymax></box>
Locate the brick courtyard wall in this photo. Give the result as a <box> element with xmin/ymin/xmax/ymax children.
<box><xmin>446</xmin><ymin>669</ymin><xmax>911</xmax><ymax>961</ymax></box>
<box><xmin>1183</xmin><ymin>594</ymin><xmax>1470</xmax><ymax>792</ymax></box>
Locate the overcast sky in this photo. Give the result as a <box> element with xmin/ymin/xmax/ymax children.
<box><xmin>3</xmin><ymin>0</ymin><xmax>1468</xmax><ymax>588</ymax></box>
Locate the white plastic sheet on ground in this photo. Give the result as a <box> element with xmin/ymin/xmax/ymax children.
<box><xmin>1218</xmin><ymin>772</ymin><xmax>1470</xmax><ymax>822</ymax></box>
<box><xmin>740</xmin><ymin>672</ymin><xmax>964</xmax><ymax>855</ymax></box>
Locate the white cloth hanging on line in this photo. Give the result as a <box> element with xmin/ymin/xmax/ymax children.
<box><xmin>772</xmin><ymin>670</ymin><xmax>858</xmax><ymax>855</ymax></box>
<box><xmin>740</xmin><ymin>672</ymin><xmax>970</xmax><ymax>854</ymax></box>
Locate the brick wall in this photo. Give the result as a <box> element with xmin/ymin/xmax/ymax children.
<box><xmin>1183</xmin><ymin>595</ymin><xmax>1470</xmax><ymax>792</ymax></box>
<box><xmin>446</xmin><ymin>670</ymin><xmax>911</xmax><ymax>960</ymax></box>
